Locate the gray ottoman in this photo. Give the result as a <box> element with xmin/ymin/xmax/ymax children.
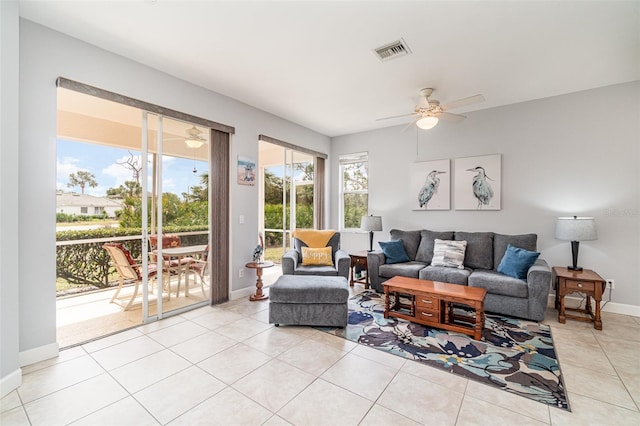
<box><xmin>269</xmin><ymin>275</ymin><xmax>349</xmax><ymax>327</ymax></box>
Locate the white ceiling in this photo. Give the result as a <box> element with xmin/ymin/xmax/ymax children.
<box><xmin>19</xmin><ymin>1</ymin><xmax>640</xmax><ymax>137</ymax></box>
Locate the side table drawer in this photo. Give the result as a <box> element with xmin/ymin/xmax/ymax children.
<box><xmin>416</xmin><ymin>294</ymin><xmax>440</xmax><ymax>311</ymax></box>
<box><xmin>565</xmin><ymin>280</ymin><xmax>595</xmax><ymax>293</ymax></box>
<box><xmin>353</xmin><ymin>257</ymin><xmax>367</xmax><ymax>267</ymax></box>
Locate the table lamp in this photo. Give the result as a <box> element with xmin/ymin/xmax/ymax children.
<box><xmin>361</xmin><ymin>215</ymin><xmax>383</xmax><ymax>252</ymax></box>
<box><xmin>555</xmin><ymin>216</ymin><xmax>597</xmax><ymax>271</ymax></box>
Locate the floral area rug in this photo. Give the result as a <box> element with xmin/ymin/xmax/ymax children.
<box><xmin>320</xmin><ymin>291</ymin><xmax>568</xmax><ymax>410</ymax></box>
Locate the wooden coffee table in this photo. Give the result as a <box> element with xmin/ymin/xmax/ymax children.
<box><xmin>383</xmin><ymin>276</ymin><xmax>487</xmax><ymax>340</ymax></box>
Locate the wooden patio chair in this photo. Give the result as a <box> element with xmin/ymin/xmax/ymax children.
<box><xmin>103</xmin><ymin>242</ymin><xmax>169</xmax><ymax>310</ymax></box>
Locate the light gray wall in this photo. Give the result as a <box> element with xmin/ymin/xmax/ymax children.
<box><xmin>1</xmin><ymin>0</ymin><xmax>21</xmax><ymax>394</ymax></box>
<box><xmin>16</xmin><ymin>19</ymin><xmax>330</xmax><ymax>358</ymax></box>
<box><xmin>332</xmin><ymin>82</ymin><xmax>640</xmax><ymax>309</ymax></box>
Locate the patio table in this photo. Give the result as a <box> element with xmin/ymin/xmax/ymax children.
<box><xmin>154</xmin><ymin>244</ymin><xmax>208</xmax><ymax>297</ymax></box>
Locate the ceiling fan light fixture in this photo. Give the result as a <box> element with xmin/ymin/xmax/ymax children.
<box><xmin>416</xmin><ymin>115</ymin><xmax>439</xmax><ymax>130</ymax></box>
<box><xmin>185</xmin><ymin>138</ymin><xmax>204</xmax><ymax>148</ymax></box>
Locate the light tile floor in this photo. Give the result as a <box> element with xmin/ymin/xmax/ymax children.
<box><xmin>3</xmin><ymin>284</ymin><xmax>640</xmax><ymax>425</ymax></box>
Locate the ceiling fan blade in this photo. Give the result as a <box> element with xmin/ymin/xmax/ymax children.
<box><xmin>436</xmin><ymin>112</ymin><xmax>466</xmax><ymax>123</ymax></box>
<box><xmin>375</xmin><ymin>112</ymin><xmax>419</xmax><ymax>121</ymax></box>
<box><xmin>401</xmin><ymin>116</ymin><xmax>420</xmax><ymax>132</ymax></box>
<box><xmin>412</xmin><ymin>95</ymin><xmax>430</xmax><ymax>109</ymax></box>
<box><xmin>440</xmin><ymin>94</ymin><xmax>485</xmax><ymax>111</ymax></box>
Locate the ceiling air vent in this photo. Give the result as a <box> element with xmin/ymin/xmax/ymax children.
<box><xmin>373</xmin><ymin>38</ymin><xmax>412</xmax><ymax>61</ymax></box>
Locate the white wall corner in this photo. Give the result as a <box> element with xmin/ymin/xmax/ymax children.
<box><xmin>0</xmin><ymin>368</ymin><xmax>22</xmax><ymax>399</ymax></box>
<box><xmin>18</xmin><ymin>342</ymin><xmax>59</xmax><ymax>368</ymax></box>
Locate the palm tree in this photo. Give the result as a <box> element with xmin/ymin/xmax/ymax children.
<box><xmin>67</xmin><ymin>171</ymin><xmax>98</xmax><ymax>194</ymax></box>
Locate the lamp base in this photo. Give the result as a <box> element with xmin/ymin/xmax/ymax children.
<box><xmin>567</xmin><ymin>265</ymin><xmax>583</xmax><ymax>271</ymax></box>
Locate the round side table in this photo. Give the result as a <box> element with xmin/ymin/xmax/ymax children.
<box><xmin>245</xmin><ymin>261</ymin><xmax>274</xmax><ymax>301</ymax></box>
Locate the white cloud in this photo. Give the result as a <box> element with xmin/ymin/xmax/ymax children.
<box><xmin>103</xmin><ymin>154</ymin><xmax>143</xmax><ymax>186</ymax></box>
<box><xmin>56</xmin><ymin>156</ymin><xmax>80</xmax><ymax>183</ymax></box>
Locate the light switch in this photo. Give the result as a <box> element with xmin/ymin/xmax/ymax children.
<box><xmin>239</xmin><ymin>215</ymin><xmax>245</xmax><ymax>224</ymax></box>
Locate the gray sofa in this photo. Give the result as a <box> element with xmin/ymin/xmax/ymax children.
<box><xmin>367</xmin><ymin>229</ymin><xmax>552</xmax><ymax>322</ymax></box>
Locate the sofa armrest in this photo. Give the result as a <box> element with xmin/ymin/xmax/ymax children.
<box><xmin>526</xmin><ymin>258</ymin><xmax>552</xmax><ymax>321</ymax></box>
<box><xmin>281</xmin><ymin>249</ymin><xmax>299</xmax><ymax>275</ymax></box>
<box><xmin>367</xmin><ymin>251</ymin><xmax>386</xmax><ymax>291</ymax></box>
<box><xmin>335</xmin><ymin>249</ymin><xmax>350</xmax><ymax>278</ymax></box>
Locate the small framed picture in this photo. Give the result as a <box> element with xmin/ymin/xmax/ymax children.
<box><xmin>237</xmin><ymin>156</ymin><xmax>256</xmax><ymax>186</ymax></box>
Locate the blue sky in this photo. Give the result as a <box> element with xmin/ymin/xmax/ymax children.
<box><xmin>57</xmin><ymin>139</ymin><xmax>208</xmax><ymax>199</ymax></box>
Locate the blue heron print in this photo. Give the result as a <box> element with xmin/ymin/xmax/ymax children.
<box><xmin>467</xmin><ymin>166</ymin><xmax>494</xmax><ymax>208</ymax></box>
<box><xmin>418</xmin><ymin>170</ymin><xmax>446</xmax><ymax>208</ymax></box>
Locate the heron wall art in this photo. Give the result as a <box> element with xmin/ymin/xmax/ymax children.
<box><xmin>411</xmin><ymin>159</ymin><xmax>451</xmax><ymax>210</ymax></box>
<box><xmin>454</xmin><ymin>154</ymin><xmax>501</xmax><ymax>210</ymax></box>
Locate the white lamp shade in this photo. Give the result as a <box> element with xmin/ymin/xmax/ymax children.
<box><xmin>555</xmin><ymin>217</ymin><xmax>597</xmax><ymax>241</ymax></box>
<box><xmin>416</xmin><ymin>115</ymin><xmax>439</xmax><ymax>130</ymax></box>
<box><xmin>361</xmin><ymin>215</ymin><xmax>382</xmax><ymax>232</ymax></box>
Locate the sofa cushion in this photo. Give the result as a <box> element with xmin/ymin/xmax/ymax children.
<box><xmin>379</xmin><ymin>261</ymin><xmax>426</xmax><ymax>279</ymax></box>
<box><xmin>379</xmin><ymin>240</ymin><xmax>410</xmax><ymax>264</ymax></box>
<box><xmin>431</xmin><ymin>239</ymin><xmax>467</xmax><ymax>269</ymax></box>
<box><xmin>455</xmin><ymin>231</ymin><xmax>494</xmax><ymax>270</ymax></box>
<box><xmin>493</xmin><ymin>233</ymin><xmax>537</xmax><ymax>270</ymax></box>
<box><xmin>390</xmin><ymin>229</ymin><xmax>421</xmax><ymax>261</ymax></box>
<box><xmin>497</xmin><ymin>244</ymin><xmax>540</xmax><ymax>279</ymax></box>
<box><xmin>269</xmin><ymin>275</ymin><xmax>349</xmax><ymax>304</ymax></box>
<box><xmin>468</xmin><ymin>270</ymin><xmax>528</xmax><ymax>298</ymax></box>
<box><xmin>419</xmin><ymin>265</ymin><xmax>471</xmax><ymax>285</ymax></box>
<box><xmin>415</xmin><ymin>230</ymin><xmax>455</xmax><ymax>264</ymax></box>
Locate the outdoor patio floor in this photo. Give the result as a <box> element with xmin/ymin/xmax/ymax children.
<box><xmin>56</xmin><ymin>264</ymin><xmax>283</xmax><ymax>348</ymax></box>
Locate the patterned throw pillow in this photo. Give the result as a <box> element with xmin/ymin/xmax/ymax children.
<box><xmin>301</xmin><ymin>246</ymin><xmax>333</xmax><ymax>266</ymax></box>
<box><xmin>431</xmin><ymin>239</ymin><xmax>467</xmax><ymax>269</ymax></box>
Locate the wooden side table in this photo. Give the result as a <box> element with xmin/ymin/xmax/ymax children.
<box><xmin>245</xmin><ymin>261</ymin><xmax>274</xmax><ymax>301</ymax></box>
<box><xmin>349</xmin><ymin>251</ymin><xmax>369</xmax><ymax>289</ymax></box>
<box><xmin>553</xmin><ymin>266</ymin><xmax>606</xmax><ymax>330</ymax></box>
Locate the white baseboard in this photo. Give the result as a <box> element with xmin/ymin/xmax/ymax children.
<box><xmin>229</xmin><ymin>286</ymin><xmax>256</xmax><ymax>300</ymax></box>
<box><xmin>547</xmin><ymin>293</ymin><xmax>640</xmax><ymax>317</ymax></box>
<box><xmin>19</xmin><ymin>342</ymin><xmax>59</xmax><ymax>367</ymax></box>
<box><xmin>0</xmin><ymin>368</ymin><xmax>22</xmax><ymax>399</ymax></box>
<box><xmin>601</xmin><ymin>302</ymin><xmax>640</xmax><ymax>317</ymax></box>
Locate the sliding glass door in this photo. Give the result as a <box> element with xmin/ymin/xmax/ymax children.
<box><xmin>142</xmin><ymin>114</ymin><xmax>211</xmax><ymax>321</ymax></box>
<box><xmin>259</xmin><ymin>141</ymin><xmax>314</xmax><ymax>262</ymax></box>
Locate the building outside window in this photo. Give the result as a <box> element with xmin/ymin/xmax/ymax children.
<box><xmin>339</xmin><ymin>152</ymin><xmax>369</xmax><ymax>230</ymax></box>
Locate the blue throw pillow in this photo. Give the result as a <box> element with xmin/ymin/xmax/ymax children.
<box><xmin>379</xmin><ymin>240</ymin><xmax>410</xmax><ymax>264</ymax></box>
<box><xmin>497</xmin><ymin>244</ymin><xmax>540</xmax><ymax>280</ymax></box>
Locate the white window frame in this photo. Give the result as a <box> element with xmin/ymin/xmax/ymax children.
<box><xmin>338</xmin><ymin>152</ymin><xmax>369</xmax><ymax>231</ymax></box>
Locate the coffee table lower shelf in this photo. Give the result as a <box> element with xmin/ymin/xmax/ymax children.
<box><xmin>383</xmin><ymin>276</ymin><xmax>487</xmax><ymax>341</ymax></box>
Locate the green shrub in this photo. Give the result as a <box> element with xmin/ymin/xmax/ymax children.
<box><xmin>56</xmin><ymin>226</ymin><xmax>208</xmax><ymax>288</ymax></box>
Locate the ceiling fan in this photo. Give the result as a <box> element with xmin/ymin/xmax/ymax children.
<box><xmin>377</xmin><ymin>88</ymin><xmax>485</xmax><ymax>130</ymax></box>
<box><xmin>163</xmin><ymin>125</ymin><xmax>207</xmax><ymax>148</ymax></box>
<box><xmin>182</xmin><ymin>125</ymin><xmax>207</xmax><ymax>148</ymax></box>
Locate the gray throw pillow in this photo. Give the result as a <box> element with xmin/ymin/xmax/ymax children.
<box><xmin>415</xmin><ymin>230</ymin><xmax>455</xmax><ymax>264</ymax></box>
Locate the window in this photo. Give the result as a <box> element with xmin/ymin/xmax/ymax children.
<box><xmin>94</xmin><ymin>206</ymin><xmax>104</xmax><ymax>214</ymax></box>
<box><xmin>80</xmin><ymin>207</ymin><xmax>88</xmax><ymax>214</ymax></box>
<box><xmin>339</xmin><ymin>152</ymin><xmax>369</xmax><ymax>230</ymax></box>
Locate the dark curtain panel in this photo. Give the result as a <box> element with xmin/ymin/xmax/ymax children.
<box><xmin>209</xmin><ymin>130</ymin><xmax>230</xmax><ymax>305</ymax></box>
